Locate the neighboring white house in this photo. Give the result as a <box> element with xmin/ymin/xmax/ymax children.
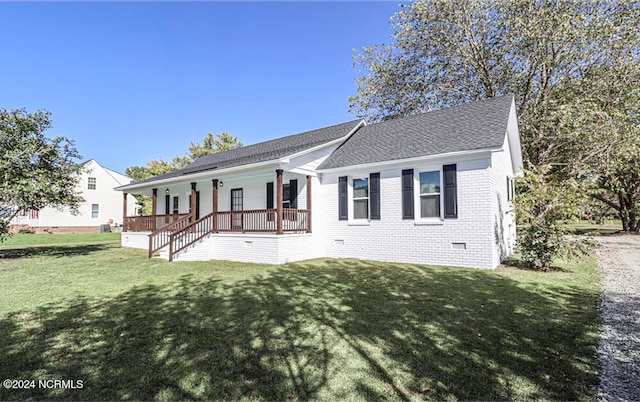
<box><xmin>11</xmin><ymin>159</ymin><xmax>137</xmax><ymax>233</ymax></box>
<box><xmin>118</xmin><ymin>95</ymin><xmax>523</xmax><ymax>269</ymax></box>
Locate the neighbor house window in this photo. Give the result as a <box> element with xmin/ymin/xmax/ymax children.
<box><xmin>172</xmin><ymin>196</ymin><xmax>179</xmax><ymax>214</ymax></box>
<box><xmin>91</xmin><ymin>204</ymin><xmax>99</xmax><ymax>219</ymax></box>
<box><xmin>88</xmin><ymin>177</ymin><xmax>96</xmax><ymax>190</ymax></box>
<box><xmin>352</xmin><ymin>178</ymin><xmax>369</xmax><ymax>219</ymax></box>
<box><xmin>419</xmin><ymin>171</ymin><xmax>441</xmax><ymax>218</ymax></box>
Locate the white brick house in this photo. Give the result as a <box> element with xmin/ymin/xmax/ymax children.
<box><xmin>118</xmin><ymin>95</ymin><xmax>523</xmax><ymax>269</ymax></box>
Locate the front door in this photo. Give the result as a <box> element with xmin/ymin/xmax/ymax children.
<box><xmin>231</xmin><ymin>188</ymin><xmax>243</xmax><ymax>231</ymax></box>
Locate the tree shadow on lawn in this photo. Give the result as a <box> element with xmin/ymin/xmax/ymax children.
<box><xmin>0</xmin><ymin>243</ymin><xmax>116</xmax><ymax>260</ymax></box>
<box><xmin>0</xmin><ymin>260</ymin><xmax>600</xmax><ymax>401</ymax></box>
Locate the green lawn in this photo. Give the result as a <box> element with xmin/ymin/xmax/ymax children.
<box><xmin>0</xmin><ymin>234</ymin><xmax>601</xmax><ymax>401</ymax></box>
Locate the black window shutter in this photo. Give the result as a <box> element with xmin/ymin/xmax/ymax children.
<box><xmin>402</xmin><ymin>169</ymin><xmax>414</xmax><ymax>220</ymax></box>
<box><xmin>165</xmin><ymin>194</ymin><xmax>170</xmax><ymax>215</ymax></box>
<box><xmin>289</xmin><ymin>179</ymin><xmax>298</xmax><ymax>209</ymax></box>
<box><xmin>338</xmin><ymin>176</ymin><xmax>348</xmax><ymax>220</ymax></box>
<box><xmin>443</xmin><ymin>164</ymin><xmax>457</xmax><ymax>218</ymax></box>
<box><xmin>266</xmin><ymin>182</ymin><xmax>274</xmax><ymax>209</ymax></box>
<box><xmin>370</xmin><ymin>172</ymin><xmax>380</xmax><ymax>220</ymax></box>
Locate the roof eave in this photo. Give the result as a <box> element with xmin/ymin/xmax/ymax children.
<box><xmin>317</xmin><ymin>147</ymin><xmax>499</xmax><ymax>174</ymax></box>
<box><xmin>116</xmin><ymin>157</ymin><xmax>286</xmax><ymax>192</ymax></box>
<box><xmin>506</xmin><ymin>98</ymin><xmax>524</xmax><ymax>177</ymax></box>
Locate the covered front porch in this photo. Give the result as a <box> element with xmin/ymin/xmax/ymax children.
<box><xmin>120</xmin><ymin>169</ymin><xmax>314</xmax><ymax>261</ymax></box>
<box><xmin>122</xmin><ymin>209</ymin><xmax>310</xmax><ymax>234</ymax></box>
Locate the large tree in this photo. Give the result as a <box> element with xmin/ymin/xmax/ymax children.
<box><xmin>349</xmin><ymin>0</ymin><xmax>640</xmax><ymax>232</ymax></box>
<box><xmin>0</xmin><ymin>108</ymin><xmax>84</xmax><ymax>240</ymax></box>
<box><xmin>125</xmin><ymin>132</ymin><xmax>243</xmax><ymax>215</ymax></box>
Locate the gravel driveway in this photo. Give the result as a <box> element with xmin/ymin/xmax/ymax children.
<box><xmin>594</xmin><ymin>235</ymin><xmax>640</xmax><ymax>401</ymax></box>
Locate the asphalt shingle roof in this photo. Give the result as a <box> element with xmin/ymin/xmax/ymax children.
<box><xmin>318</xmin><ymin>95</ymin><xmax>514</xmax><ymax>170</ymax></box>
<box><xmin>119</xmin><ymin>96</ymin><xmax>514</xmax><ymax>189</ymax></box>
<box><xmin>120</xmin><ymin>119</ymin><xmax>361</xmax><ymax>188</ymax></box>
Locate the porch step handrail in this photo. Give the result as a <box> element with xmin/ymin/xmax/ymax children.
<box><xmin>148</xmin><ymin>214</ymin><xmax>193</xmax><ymax>258</ymax></box>
<box><xmin>168</xmin><ymin>212</ymin><xmax>215</xmax><ymax>262</ymax></box>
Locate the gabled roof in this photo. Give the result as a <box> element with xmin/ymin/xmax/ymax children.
<box><xmin>318</xmin><ymin>95</ymin><xmax>514</xmax><ymax>170</ymax></box>
<box><xmin>118</xmin><ymin>119</ymin><xmax>362</xmax><ymax>189</ymax></box>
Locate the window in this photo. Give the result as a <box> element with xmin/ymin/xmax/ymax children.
<box><xmin>266</xmin><ymin>180</ymin><xmax>297</xmax><ymax>209</ymax></box>
<box><xmin>231</xmin><ymin>189</ymin><xmax>243</xmax><ymax>211</ymax></box>
<box><xmin>91</xmin><ymin>204</ymin><xmax>99</xmax><ymax>219</ymax></box>
<box><xmin>353</xmin><ymin>178</ymin><xmax>369</xmax><ymax>219</ymax></box>
<box><xmin>231</xmin><ymin>188</ymin><xmax>243</xmax><ymax>230</ymax></box>
<box><xmin>88</xmin><ymin>177</ymin><xmax>96</xmax><ymax>190</ymax></box>
<box><xmin>172</xmin><ymin>196</ymin><xmax>179</xmax><ymax>214</ymax></box>
<box><xmin>283</xmin><ymin>183</ymin><xmax>291</xmax><ymax>208</ymax></box>
<box><xmin>507</xmin><ymin>177</ymin><xmax>515</xmax><ymax>201</ymax></box>
<box><xmin>419</xmin><ymin>171</ymin><xmax>441</xmax><ymax>218</ymax></box>
<box><xmin>338</xmin><ymin>174</ymin><xmax>380</xmax><ymax>221</ymax></box>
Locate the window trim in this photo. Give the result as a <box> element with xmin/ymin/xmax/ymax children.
<box><xmin>351</xmin><ymin>177</ymin><xmax>369</xmax><ymax>220</ymax></box>
<box><xmin>418</xmin><ymin>170</ymin><xmax>441</xmax><ymax>219</ymax></box>
<box><xmin>172</xmin><ymin>196</ymin><xmax>179</xmax><ymax>215</ymax></box>
<box><xmin>91</xmin><ymin>203</ymin><xmax>99</xmax><ymax>219</ymax></box>
<box><xmin>413</xmin><ymin>165</ymin><xmax>445</xmax><ymax>222</ymax></box>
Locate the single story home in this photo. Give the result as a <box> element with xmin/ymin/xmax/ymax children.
<box><xmin>118</xmin><ymin>95</ymin><xmax>523</xmax><ymax>269</ymax></box>
<box><xmin>11</xmin><ymin>159</ymin><xmax>137</xmax><ymax>234</ymax></box>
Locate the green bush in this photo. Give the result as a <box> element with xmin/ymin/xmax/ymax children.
<box><xmin>518</xmin><ymin>224</ymin><xmax>566</xmax><ymax>270</ymax></box>
<box><xmin>515</xmin><ymin>166</ymin><xmax>588</xmax><ymax>270</ymax></box>
<box><xmin>18</xmin><ymin>227</ymin><xmax>34</xmax><ymax>234</ymax></box>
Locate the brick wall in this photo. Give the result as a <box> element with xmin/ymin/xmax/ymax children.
<box><xmin>318</xmin><ymin>157</ymin><xmax>497</xmax><ymax>269</ymax></box>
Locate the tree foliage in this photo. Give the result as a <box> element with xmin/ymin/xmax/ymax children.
<box><xmin>515</xmin><ymin>165</ymin><xmax>589</xmax><ymax>269</ymax></box>
<box><xmin>350</xmin><ymin>0</ymin><xmax>640</xmax><ymax>235</ymax></box>
<box><xmin>125</xmin><ymin>132</ymin><xmax>243</xmax><ymax>215</ymax></box>
<box><xmin>0</xmin><ymin>108</ymin><xmax>84</xmax><ymax>241</ymax></box>
<box><xmin>188</xmin><ymin>132</ymin><xmax>243</xmax><ymax>158</ymax></box>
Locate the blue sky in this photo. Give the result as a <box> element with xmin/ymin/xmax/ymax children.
<box><xmin>0</xmin><ymin>1</ymin><xmax>401</xmax><ymax>174</ymax></box>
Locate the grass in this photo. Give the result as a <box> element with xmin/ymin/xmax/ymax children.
<box><xmin>564</xmin><ymin>219</ymin><xmax>623</xmax><ymax>236</ymax></box>
<box><xmin>0</xmin><ymin>234</ymin><xmax>601</xmax><ymax>401</ymax></box>
<box><xmin>1</xmin><ymin>232</ymin><xmax>121</xmax><ymax>247</ymax></box>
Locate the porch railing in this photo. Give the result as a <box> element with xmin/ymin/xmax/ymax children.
<box><xmin>215</xmin><ymin>209</ymin><xmax>309</xmax><ymax>233</ymax></box>
<box><xmin>168</xmin><ymin>213</ymin><xmax>215</xmax><ymax>262</ymax></box>
<box><xmin>148</xmin><ymin>214</ymin><xmax>192</xmax><ymax>258</ymax></box>
<box><xmin>123</xmin><ymin>213</ymin><xmax>189</xmax><ymax>232</ymax></box>
<box><xmin>124</xmin><ymin>209</ymin><xmax>310</xmax><ymax>261</ymax></box>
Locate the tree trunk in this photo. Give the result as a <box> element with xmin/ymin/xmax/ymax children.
<box><xmin>618</xmin><ymin>192</ymin><xmax>630</xmax><ymax>231</ymax></box>
<box><xmin>628</xmin><ymin>202</ymin><xmax>639</xmax><ymax>232</ymax></box>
